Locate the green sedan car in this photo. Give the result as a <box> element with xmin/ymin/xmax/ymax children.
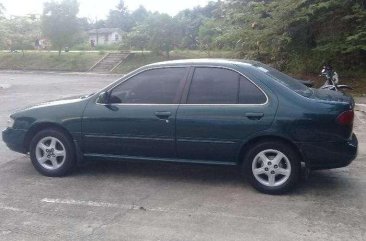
<box><xmin>2</xmin><ymin>59</ymin><xmax>358</xmax><ymax>194</ymax></box>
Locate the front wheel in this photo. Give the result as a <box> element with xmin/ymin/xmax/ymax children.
<box><xmin>243</xmin><ymin>141</ymin><xmax>301</xmax><ymax>194</ymax></box>
<box><xmin>29</xmin><ymin>128</ymin><xmax>76</xmax><ymax>177</ymax></box>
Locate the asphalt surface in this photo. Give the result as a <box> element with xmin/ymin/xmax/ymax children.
<box><xmin>0</xmin><ymin>71</ymin><xmax>365</xmax><ymax>241</ymax></box>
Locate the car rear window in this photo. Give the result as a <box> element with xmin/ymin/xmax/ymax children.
<box><xmin>253</xmin><ymin>63</ymin><xmax>310</xmax><ymax>93</ymax></box>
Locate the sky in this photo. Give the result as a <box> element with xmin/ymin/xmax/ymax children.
<box><xmin>1</xmin><ymin>0</ymin><xmax>213</xmax><ymax>19</ymax></box>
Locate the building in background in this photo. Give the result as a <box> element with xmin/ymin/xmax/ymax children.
<box><xmin>88</xmin><ymin>28</ymin><xmax>122</xmax><ymax>46</ymax></box>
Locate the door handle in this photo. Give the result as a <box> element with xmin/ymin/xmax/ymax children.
<box><xmin>154</xmin><ymin>111</ymin><xmax>172</xmax><ymax>119</ymax></box>
<box><xmin>245</xmin><ymin>112</ymin><xmax>264</xmax><ymax>120</ymax></box>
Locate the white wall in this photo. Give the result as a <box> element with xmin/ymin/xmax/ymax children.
<box><xmin>88</xmin><ymin>32</ymin><xmax>122</xmax><ymax>46</ymax></box>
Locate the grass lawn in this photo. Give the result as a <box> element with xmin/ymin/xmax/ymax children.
<box><xmin>0</xmin><ymin>51</ymin><xmax>103</xmax><ymax>72</ymax></box>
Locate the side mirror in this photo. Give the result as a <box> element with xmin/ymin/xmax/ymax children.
<box><xmin>98</xmin><ymin>91</ymin><xmax>109</xmax><ymax>104</ymax></box>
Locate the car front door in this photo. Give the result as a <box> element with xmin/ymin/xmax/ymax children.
<box><xmin>82</xmin><ymin>67</ymin><xmax>188</xmax><ymax>159</ymax></box>
<box><xmin>176</xmin><ymin>67</ymin><xmax>277</xmax><ymax>164</ymax></box>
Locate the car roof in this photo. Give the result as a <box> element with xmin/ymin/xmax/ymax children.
<box><xmin>145</xmin><ymin>58</ymin><xmax>260</xmax><ymax>68</ymax></box>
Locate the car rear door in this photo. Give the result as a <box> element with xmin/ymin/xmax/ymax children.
<box><xmin>82</xmin><ymin>67</ymin><xmax>188</xmax><ymax>159</ymax></box>
<box><xmin>176</xmin><ymin>66</ymin><xmax>276</xmax><ymax>164</ymax></box>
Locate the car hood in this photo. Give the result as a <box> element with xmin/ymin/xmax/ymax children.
<box><xmin>9</xmin><ymin>94</ymin><xmax>93</xmax><ymax>130</ymax></box>
<box><xmin>308</xmin><ymin>88</ymin><xmax>354</xmax><ymax>106</ymax></box>
<box><xmin>15</xmin><ymin>95</ymin><xmax>89</xmax><ymax>113</ymax></box>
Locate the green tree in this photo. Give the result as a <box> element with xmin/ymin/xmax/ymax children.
<box><xmin>41</xmin><ymin>0</ymin><xmax>81</xmax><ymax>55</ymax></box>
<box><xmin>175</xmin><ymin>9</ymin><xmax>205</xmax><ymax>49</ymax></box>
<box><xmin>144</xmin><ymin>13</ymin><xmax>180</xmax><ymax>58</ymax></box>
<box><xmin>0</xmin><ymin>16</ymin><xmax>40</xmax><ymax>53</ymax></box>
<box><xmin>222</xmin><ymin>0</ymin><xmax>366</xmax><ymax>71</ymax></box>
<box><xmin>198</xmin><ymin>19</ymin><xmax>222</xmax><ymax>55</ymax></box>
<box><xmin>175</xmin><ymin>1</ymin><xmax>223</xmax><ymax>49</ymax></box>
<box><xmin>9</xmin><ymin>17</ymin><xmax>40</xmax><ymax>54</ymax></box>
<box><xmin>106</xmin><ymin>0</ymin><xmax>134</xmax><ymax>32</ymax></box>
<box><xmin>125</xmin><ymin>25</ymin><xmax>149</xmax><ymax>54</ymax></box>
<box><xmin>0</xmin><ymin>4</ymin><xmax>6</xmax><ymax>48</ymax></box>
<box><xmin>0</xmin><ymin>3</ymin><xmax>4</xmax><ymax>17</ymax></box>
<box><xmin>131</xmin><ymin>5</ymin><xmax>149</xmax><ymax>24</ymax></box>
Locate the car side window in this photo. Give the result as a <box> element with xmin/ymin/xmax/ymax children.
<box><xmin>109</xmin><ymin>68</ymin><xmax>187</xmax><ymax>104</ymax></box>
<box><xmin>187</xmin><ymin>67</ymin><xmax>239</xmax><ymax>104</ymax></box>
<box><xmin>239</xmin><ymin>76</ymin><xmax>267</xmax><ymax>104</ymax></box>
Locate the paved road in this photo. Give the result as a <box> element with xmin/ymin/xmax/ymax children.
<box><xmin>0</xmin><ymin>72</ymin><xmax>365</xmax><ymax>241</ymax></box>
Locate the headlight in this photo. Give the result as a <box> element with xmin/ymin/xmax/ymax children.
<box><xmin>7</xmin><ymin>117</ymin><xmax>15</xmax><ymax>128</ymax></box>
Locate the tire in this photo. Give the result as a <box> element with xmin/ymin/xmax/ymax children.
<box><xmin>242</xmin><ymin>141</ymin><xmax>301</xmax><ymax>194</ymax></box>
<box><xmin>29</xmin><ymin>128</ymin><xmax>76</xmax><ymax>177</ymax></box>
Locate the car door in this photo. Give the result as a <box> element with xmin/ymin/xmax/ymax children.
<box><xmin>176</xmin><ymin>67</ymin><xmax>276</xmax><ymax>163</ymax></box>
<box><xmin>82</xmin><ymin>67</ymin><xmax>188</xmax><ymax>159</ymax></box>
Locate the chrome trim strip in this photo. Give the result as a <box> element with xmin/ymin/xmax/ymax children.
<box><xmin>177</xmin><ymin>138</ymin><xmax>237</xmax><ymax>144</ymax></box>
<box><xmin>84</xmin><ymin>135</ymin><xmax>237</xmax><ymax>144</ymax></box>
<box><xmin>84</xmin><ymin>134</ymin><xmax>173</xmax><ymax>142</ymax></box>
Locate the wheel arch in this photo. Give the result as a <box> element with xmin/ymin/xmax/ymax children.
<box><xmin>23</xmin><ymin>122</ymin><xmax>74</xmax><ymax>152</ymax></box>
<box><xmin>237</xmin><ymin>135</ymin><xmax>306</xmax><ymax>166</ymax></box>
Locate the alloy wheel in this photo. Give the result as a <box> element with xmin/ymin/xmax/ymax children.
<box><xmin>35</xmin><ymin>136</ymin><xmax>66</xmax><ymax>170</ymax></box>
<box><xmin>251</xmin><ymin>149</ymin><xmax>291</xmax><ymax>187</ymax></box>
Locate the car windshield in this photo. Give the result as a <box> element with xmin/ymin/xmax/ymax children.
<box><xmin>251</xmin><ymin>62</ymin><xmax>312</xmax><ymax>96</ymax></box>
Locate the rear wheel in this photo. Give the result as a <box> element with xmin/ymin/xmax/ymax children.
<box><xmin>243</xmin><ymin>141</ymin><xmax>301</xmax><ymax>194</ymax></box>
<box><xmin>29</xmin><ymin>128</ymin><xmax>76</xmax><ymax>177</ymax></box>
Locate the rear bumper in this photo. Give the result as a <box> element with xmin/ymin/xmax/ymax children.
<box><xmin>2</xmin><ymin>128</ymin><xmax>27</xmax><ymax>153</ymax></box>
<box><xmin>298</xmin><ymin>133</ymin><xmax>358</xmax><ymax>170</ymax></box>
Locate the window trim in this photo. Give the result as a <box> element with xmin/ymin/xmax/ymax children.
<box><xmin>98</xmin><ymin>66</ymin><xmax>189</xmax><ymax>105</ymax></box>
<box><xmin>185</xmin><ymin>67</ymin><xmax>241</xmax><ymax>105</ymax></box>
<box><xmin>181</xmin><ymin>66</ymin><xmax>268</xmax><ymax>106</ymax></box>
<box><xmin>238</xmin><ymin>75</ymin><xmax>268</xmax><ymax>105</ymax></box>
<box><xmin>95</xmin><ymin>65</ymin><xmax>268</xmax><ymax>106</ymax></box>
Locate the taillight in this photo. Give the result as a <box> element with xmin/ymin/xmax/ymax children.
<box><xmin>336</xmin><ymin>110</ymin><xmax>354</xmax><ymax>125</ymax></box>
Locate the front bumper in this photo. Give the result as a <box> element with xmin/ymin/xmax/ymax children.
<box><xmin>2</xmin><ymin>128</ymin><xmax>27</xmax><ymax>153</ymax></box>
<box><xmin>299</xmin><ymin>133</ymin><xmax>358</xmax><ymax>170</ymax></box>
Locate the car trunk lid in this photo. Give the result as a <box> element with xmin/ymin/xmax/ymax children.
<box><xmin>308</xmin><ymin>88</ymin><xmax>354</xmax><ymax>107</ymax></box>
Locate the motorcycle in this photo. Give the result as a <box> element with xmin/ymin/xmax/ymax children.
<box><xmin>320</xmin><ymin>65</ymin><xmax>352</xmax><ymax>91</ymax></box>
